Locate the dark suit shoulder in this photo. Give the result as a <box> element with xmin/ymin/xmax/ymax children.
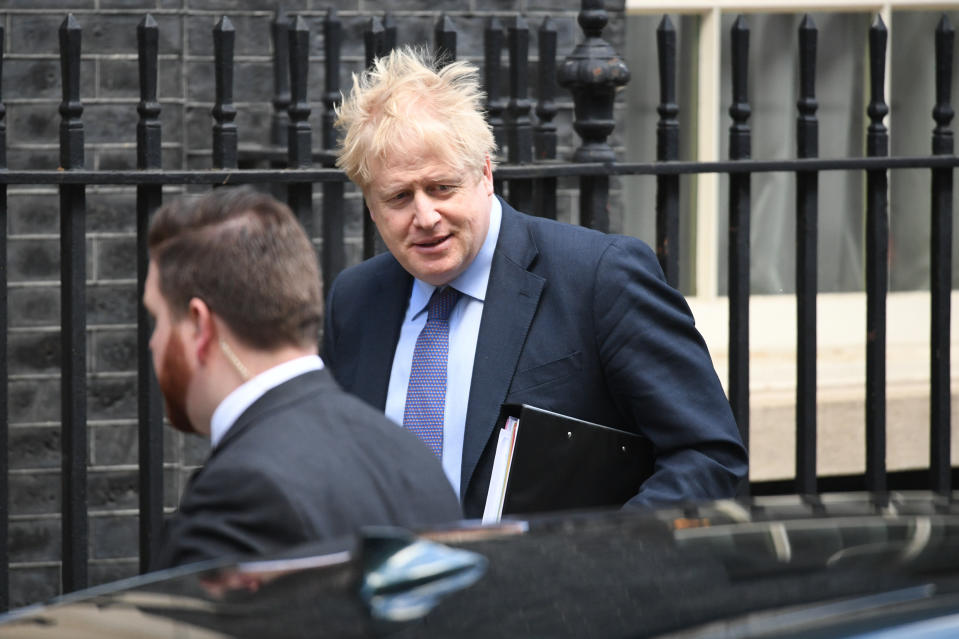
<box><xmin>329</xmin><ymin>250</ymin><xmax>403</xmax><ymax>292</ymax></box>
<box><xmin>504</xmin><ymin>208</ymin><xmax>662</xmax><ymax>287</ymax></box>
<box><xmin>156</xmin><ymin>371</ymin><xmax>461</xmax><ymax>569</ymax></box>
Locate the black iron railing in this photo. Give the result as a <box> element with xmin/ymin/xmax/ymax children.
<box><xmin>0</xmin><ymin>0</ymin><xmax>955</xmax><ymax>611</ymax></box>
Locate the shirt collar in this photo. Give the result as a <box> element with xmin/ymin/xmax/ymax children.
<box><xmin>209</xmin><ymin>354</ymin><xmax>325</xmax><ymax>448</ymax></box>
<box><xmin>408</xmin><ymin>196</ymin><xmax>502</xmax><ymax>319</ymax></box>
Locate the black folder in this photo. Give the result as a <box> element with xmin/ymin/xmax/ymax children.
<box><xmin>484</xmin><ymin>404</ymin><xmax>655</xmax><ymax>521</ymax></box>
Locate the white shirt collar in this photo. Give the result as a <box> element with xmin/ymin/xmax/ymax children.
<box><xmin>408</xmin><ymin>195</ymin><xmax>502</xmax><ymax>318</ymax></box>
<box><xmin>209</xmin><ymin>354</ymin><xmax>325</xmax><ymax>448</ymax></box>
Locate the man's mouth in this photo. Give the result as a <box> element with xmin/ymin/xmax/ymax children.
<box><xmin>414</xmin><ymin>234</ymin><xmax>451</xmax><ymax>249</ymax></box>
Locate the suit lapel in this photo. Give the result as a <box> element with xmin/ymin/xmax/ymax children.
<box><xmin>353</xmin><ymin>258</ymin><xmax>411</xmax><ymax>410</ymax></box>
<box><xmin>460</xmin><ymin>202</ymin><xmax>544</xmax><ymax>496</ymax></box>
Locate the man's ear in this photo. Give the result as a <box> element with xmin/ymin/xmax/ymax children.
<box><xmin>186</xmin><ymin>297</ymin><xmax>216</xmax><ymax>364</ymax></box>
<box><xmin>482</xmin><ymin>155</ymin><xmax>494</xmax><ymax>196</ymax></box>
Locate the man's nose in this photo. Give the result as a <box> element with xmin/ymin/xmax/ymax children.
<box><xmin>411</xmin><ymin>192</ymin><xmax>441</xmax><ymax>228</ymax></box>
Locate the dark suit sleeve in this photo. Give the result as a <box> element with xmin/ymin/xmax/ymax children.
<box><xmin>153</xmin><ymin>465</ymin><xmax>310</xmax><ymax>570</ymax></box>
<box><xmin>593</xmin><ymin>237</ymin><xmax>748</xmax><ymax>506</ymax></box>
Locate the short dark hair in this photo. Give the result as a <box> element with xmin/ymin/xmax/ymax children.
<box><xmin>148</xmin><ymin>187</ymin><xmax>322</xmax><ymax>351</ymax></box>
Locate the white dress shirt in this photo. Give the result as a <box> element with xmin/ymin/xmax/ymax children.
<box><xmin>384</xmin><ymin>197</ymin><xmax>502</xmax><ymax>497</ymax></box>
<box><xmin>210</xmin><ymin>354</ymin><xmax>325</xmax><ymax>449</ymax></box>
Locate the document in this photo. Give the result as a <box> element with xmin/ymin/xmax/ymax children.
<box><xmin>482</xmin><ymin>416</ymin><xmax>519</xmax><ymax>524</ymax></box>
<box><xmin>482</xmin><ymin>404</ymin><xmax>654</xmax><ymax>524</ymax></box>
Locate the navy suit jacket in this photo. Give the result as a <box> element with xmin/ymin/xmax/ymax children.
<box><xmin>153</xmin><ymin>369</ymin><xmax>462</xmax><ymax>569</ymax></box>
<box><xmin>323</xmin><ymin>199</ymin><xmax>748</xmax><ymax>518</ymax></box>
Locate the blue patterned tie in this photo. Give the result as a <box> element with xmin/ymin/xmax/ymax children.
<box><xmin>403</xmin><ymin>287</ymin><xmax>460</xmax><ymax>458</ymax></box>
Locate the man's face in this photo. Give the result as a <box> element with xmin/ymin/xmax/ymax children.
<box><xmin>143</xmin><ymin>261</ymin><xmax>198</xmax><ymax>435</ymax></box>
<box><xmin>365</xmin><ymin>153</ymin><xmax>494</xmax><ymax>286</ymax></box>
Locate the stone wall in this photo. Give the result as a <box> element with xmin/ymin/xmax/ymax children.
<box><xmin>1</xmin><ymin>0</ymin><xmax>627</xmax><ymax>609</ymax></box>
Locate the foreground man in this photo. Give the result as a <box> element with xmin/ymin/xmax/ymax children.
<box><xmin>145</xmin><ymin>187</ymin><xmax>461</xmax><ymax>569</ymax></box>
<box><xmin>322</xmin><ymin>47</ymin><xmax>748</xmax><ymax>517</ymax></box>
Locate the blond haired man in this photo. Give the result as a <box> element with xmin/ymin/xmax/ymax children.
<box><xmin>323</xmin><ymin>47</ymin><xmax>747</xmax><ymax>517</ymax></box>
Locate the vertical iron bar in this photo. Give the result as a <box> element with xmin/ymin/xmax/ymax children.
<box><xmin>382</xmin><ymin>12</ymin><xmax>397</xmax><ymax>53</ymax></box>
<box><xmin>322</xmin><ymin>9</ymin><xmax>345</xmax><ymax>296</ymax></box>
<box><xmin>656</xmin><ymin>15</ymin><xmax>680</xmax><ymax>287</ymax></box>
<box><xmin>558</xmin><ymin>0</ymin><xmax>630</xmax><ymax>232</ymax></box>
<box><xmin>728</xmin><ymin>15</ymin><xmax>751</xmax><ymax>454</ymax></box>
<box><xmin>507</xmin><ymin>16</ymin><xmax>532</xmax><ymax>213</ymax></box>
<box><xmin>362</xmin><ymin>18</ymin><xmax>387</xmax><ymax>260</ymax></box>
<box><xmin>212</xmin><ymin>17</ymin><xmax>237</xmax><ymax>170</ymax></box>
<box><xmin>271</xmin><ymin>8</ymin><xmax>291</xmax><ymax>150</ymax></box>
<box><xmin>434</xmin><ymin>14</ymin><xmax>457</xmax><ymax>64</ymax></box>
<box><xmin>534</xmin><ymin>17</ymin><xmax>558</xmax><ymax>220</ymax></box>
<box><xmin>485</xmin><ymin>18</ymin><xmax>506</xmax><ymax>195</ymax></box>
<box><xmin>0</xmin><ymin>21</ymin><xmax>7</xmax><ymax>614</ymax></box>
<box><xmin>865</xmin><ymin>15</ymin><xmax>889</xmax><ymax>496</ymax></box>
<box><xmin>59</xmin><ymin>13</ymin><xmax>88</xmax><ymax>593</ymax></box>
<box><xmin>136</xmin><ymin>14</ymin><xmax>164</xmax><ymax>575</ymax></box>
<box><xmin>931</xmin><ymin>15</ymin><xmax>954</xmax><ymax>496</ymax></box>
<box><xmin>287</xmin><ymin>16</ymin><xmax>313</xmax><ymax>236</ymax></box>
<box><xmin>795</xmin><ymin>14</ymin><xmax>819</xmax><ymax>497</ymax></box>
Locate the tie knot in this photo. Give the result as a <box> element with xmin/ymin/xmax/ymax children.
<box><xmin>427</xmin><ymin>287</ymin><xmax>460</xmax><ymax>321</ymax></box>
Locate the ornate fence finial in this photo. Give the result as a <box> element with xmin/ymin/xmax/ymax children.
<box><xmin>655</xmin><ymin>14</ymin><xmax>679</xmax><ymax>285</ymax></box>
<box><xmin>484</xmin><ymin>17</ymin><xmax>506</xmax><ymax>159</ymax></box>
<box><xmin>271</xmin><ymin>8</ymin><xmax>292</xmax><ymax>149</ymax></box>
<box><xmin>59</xmin><ymin>14</ymin><xmax>84</xmax><ymax>170</ymax></box>
<box><xmin>288</xmin><ymin>15</ymin><xmax>311</xmax><ymax>170</ymax></box>
<box><xmin>557</xmin><ymin>0</ymin><xmax>630</xmax><ymax>163</ymax></box>
<box><xmin>212</xmin><ymin>16</ymin><xmax>237</xmax><ymax>169</ymax></box>
<box><xmin>435</xmin><ymin>14</ymin><xmax>457</xmax><ymax>64</ymax></box>
<box><xmin>322</xmin><ymin>8</ymin><xmax>341</xmax><ymax>151</ymax></box>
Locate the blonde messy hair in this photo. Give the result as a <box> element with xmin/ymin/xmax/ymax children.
<box><xmin>335</xmin><ymin>46</ymin><xmax>497</xmax><ymax>191</ymax></box>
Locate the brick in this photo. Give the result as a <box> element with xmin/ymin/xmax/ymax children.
<box><xmin>9</xmin><ymin>287</ymin><xmax>60</xmax><ymax>328</ymax></box>
<box><xmin>96</xmin><ymin>150</ymin><xmax>138</xmax><ymax>172</ymax></box>
<box><xmin>9</xmin><ymin>331</ymin><xmax>61</xmax><ymax>375</ymax></box>
<box><xmin>89</xmin><ymin>374</ymin><xmax>138</xmax><ymax>421</ymax></box>
<box><xmin>9</xmin><ymin>471</ymin><xmax>60</xmax><ymax>516</ymax></box>
<box><xmin>232</xmin><ymin>62</ymin><xmax>274</xmax><ymax>103</ymax></box>
<box><xmin>91</xmin><ymin>514</ymin><xmax>139</xmax><ymax>559</ymax></box>
<box><xmin>9</xmin><ymin>566</ymin><xmax>60</xmax><ymax>610</ymax></box>
<box><xmin>181</xmin><ymin>433</ymin><xmax>211</xmax><ymax>467</ymax></box>
<box><xmin>99</xmin><ymin>0</ymin><xmax>166</xmax><ymax>8</ymax></box>
<box><xmin>98</xmin><ymin>59</ymin><xmax>141</xmax><ymax>99</ymax></box>
<box><xmin>9</xmin><ymin>518</ymin><xmax>61</xmax><ymax>563</ymax></box>
<box><xmin>90</xmin><ymin>422</ymin><xmax>138</xmax><ymax>466</ymax></box>
<box><xmin>88</xmin><ymin>559</ymin><xmax>139</xmax><ymax>588</ymax></box>
<box><xmin>9</xmin><ymin>238</ymin><xmax>60</xmax><ymax>283</ymax></box>
<box><xmin>6</xmin><ymin>104</ymin><xmax>60</xmax><ymax>148</ymax></box>
<box><xmin>9</xmin><ymin>426</ymin><xmax>61</xmax><ymax>470</ymax></box>
<box><xmin>87</xmin><ymin>282</ymin><xmax>138</xmax><ymax>325</ymax></box>
<box><xmin>76</xmin><ymin>15</ymin><xmax>144</xmax><ymax>56</ymax></box>
<box><xmin>165</xmin><ymin>465</ymin><xmax>185</xmax><ymax>509</ymax></box>
<box><xmin>88</xmin><ymin>192</ymin><xmax>137</xmax><ymax>233</ymax></box>
<box><xmin>88</xmin><ymin>468</ymin><xmax>139</xmax><ymax>510</ymax></box>
<box><xmin>84</xmin><ymin>104</ymin><xmax>138</xmax><ymax>144</ymax></box>
<box><xmin>9</xmin><ymin>192</ymin><xmax>60</xmax><ymax>235</ymax></box>
<box><xmin>5</xmin><ymin>59</ymin><xmax>62</xmax><ymax>101</ymax></box>
<box><xmin>184</xmin><ymin>60</ymin><xmax>214</xmax><ymax>103</ymax></box>
<box><xmin>92</xmin><ymin>328</ymin><xmax>139</xmax><ymax>373</ymax></box>
<box><xmin>9</xmin><ymin>15</ymin><xmax>67</xmax><ymax>53</ymax></box>
<box><xmin>94</xmin><ymin>236</ymin><xmax>137</xmax><ymax>281</ymax></box>
<box><xmin>185</xmin><ymin>13</ymin><xmax>273</xmax><ymax>58</ymax></box>
<box><xmin>187</xmin><ymin>0</ymin><xmax>306</xmax><ymax>14</ymax></box>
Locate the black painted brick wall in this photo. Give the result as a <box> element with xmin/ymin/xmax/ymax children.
<box><xmin>0</xmin><ymin>0</ymin><xmax>626</xmax><ymax>609</ymax></box>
